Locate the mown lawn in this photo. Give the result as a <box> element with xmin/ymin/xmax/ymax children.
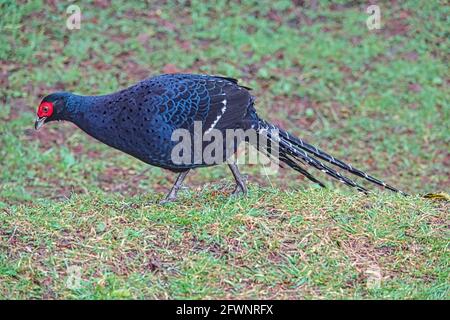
<box><xmin>1</xmin><ymin>189</ymin><xmax>449</xmax><ymax>299</ymax></box>
<box><xmin>0</xmin><ymin>1</ymin><xmax>448</xmax><ymax>299</ymax></box>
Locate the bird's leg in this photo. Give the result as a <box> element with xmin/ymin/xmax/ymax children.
<box><xmin>160</xmin><ymin>170</ymin><xmax>190</xmax><ymax>204</ymax></box>
<box><xmin>228</xmin><ymin>163</ymin><xmax>248</xmax><ymax>196</ymax></box>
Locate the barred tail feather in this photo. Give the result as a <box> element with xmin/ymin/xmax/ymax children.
<box><xmin>258</xmin><ymin>120</ymin><xmax>407</xmax><ymax>195</ymax></box>
<box><xmin>279</xmin><ymin>138</ymin><xmax>369</xmax><ymax>193</ymax></box>
<box><xmin>254</xmin><ymin>137</ymin><xmax>326</xmax><ymax>187</ymax></box>
<box><xmin>280</xmin><ymin>154</ymin><xmax>327</xmax><ymax>188</ymax></box>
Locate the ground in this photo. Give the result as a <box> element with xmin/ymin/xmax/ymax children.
<box><xmin>0</xmin><ymin>1</ymin><xmax>448</xmax><ymax>299</ymax></box>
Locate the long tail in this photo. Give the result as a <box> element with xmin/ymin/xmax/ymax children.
<box><xmin>256</xmin><ymin>120</ymin><xmax>408</xmax><ymax>196</ymax></box>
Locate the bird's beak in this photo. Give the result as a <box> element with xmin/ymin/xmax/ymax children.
<box><xmin>34</xmin><ymin>117</ymin><xmax>47</xmax><ymax>130</ymax></box>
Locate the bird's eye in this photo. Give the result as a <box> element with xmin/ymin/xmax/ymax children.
<box><xmin>37</xmin><ymin>101</ymin><xmax>54</xmax><ymax>118</ymax></box>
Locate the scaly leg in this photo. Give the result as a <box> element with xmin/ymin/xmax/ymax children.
<box><xmin>160</xmin><ymin>170</ymin><xmax>190</xmax><ymax>204</ymax></box>
<box><xmin>228</xmin><ymin>163</ymin><xmax>248</xmax><ymax>196</ymax></box>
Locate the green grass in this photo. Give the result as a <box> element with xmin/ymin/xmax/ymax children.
<box><xmin>0</xmin><ymin>0</ymin><xmax>448</xmax><ymax>299</ymax></box>
<box><xmin>1</xmin><ymin>189</ymin><xmax>448</xmax><ymax>299</ymax></box>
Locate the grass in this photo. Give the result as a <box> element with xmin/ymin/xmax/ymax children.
<box><xmin>1</xmin><ymin>189</ymin><xmax>448</xmax><ymax>299</ymax></box>
<box><xmin>0</xmin><ymin>1</ymin><xmax>448</xmax><ymax>299</ymax></box>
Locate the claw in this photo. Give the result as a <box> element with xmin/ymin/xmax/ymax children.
<box><xmin>231</xmin><ymin>185</ymin><xmax>247</xmax><ymax>197</ymax></box>
<box><xmin>159</xmin><ymin>197</ymin><xmax>177</xmax><ymax>205</ymax></box>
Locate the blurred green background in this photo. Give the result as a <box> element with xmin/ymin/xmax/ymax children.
<box><xmin>1</xmin><ymin>0</ymin><xmax>448</xmax><ymax>201</ymax></box>
<box><xmin>0</xmin><ymin>0</ymin><xmax>448</xmax><ymax>299</ymax></box>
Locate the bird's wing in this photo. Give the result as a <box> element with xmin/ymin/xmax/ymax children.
<box><xmin>195</xmin><ymin>77</ymin><xmax>253</xmax><ymax>133</ymax></box>
<box><xmin>146</xmin><ymin>74</ymin><xmax>253</xmax><ymax>134</ymax></box>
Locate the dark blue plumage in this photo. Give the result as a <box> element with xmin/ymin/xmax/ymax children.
<box><xmin>36</xmin><ymin>73</ymin><xmax>407</xmax><ymax>202</ymax></box>
<box><xmin>57</xmin><ymin>74</ymin><xmax>256</xmax><ymax>171</ymax></box>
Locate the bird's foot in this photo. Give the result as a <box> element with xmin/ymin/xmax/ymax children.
<box><xmin>231</xmin><ymin>186</ymin><xmax>248</xmax><ymax>197</ymax></box>
<box><xmin>159</xmin><ymin>196</ymin><xmax>177</xmax><ymax>205</ymax></box>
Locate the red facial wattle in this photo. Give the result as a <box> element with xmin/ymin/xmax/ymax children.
<box><xmin>37</xmin><ymin>101</ymin><xmax>54</xmax><ymax>118</ymax></box>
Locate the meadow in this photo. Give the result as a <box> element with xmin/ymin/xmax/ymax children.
<box><xmin>0</xmin><ymin>0</ymin><xmax>448</xmax><ymax>299</ymax></box>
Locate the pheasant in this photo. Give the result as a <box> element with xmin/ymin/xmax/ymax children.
<box><xmin>35</xmin><ymin>74</ymin><xmax>407</xmax><ymax>203</ymax></box>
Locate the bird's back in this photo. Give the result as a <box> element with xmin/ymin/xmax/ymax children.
<box><xmin>75</xmin><ymin>74</ymin><xmax>257</xmax><ymax>170</ymax></box>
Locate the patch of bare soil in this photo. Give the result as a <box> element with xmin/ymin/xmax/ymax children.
<box><xmin>97</xmin><ymin>166</ymin><xmax>150</xmax><ymax>195</ymax></box>
<box><xmin>24</xmin><ymin>122</ymin><xmax>77</xmax><ymax>151</ymax></box>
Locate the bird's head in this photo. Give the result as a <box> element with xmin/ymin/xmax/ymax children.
<box><xmin>35</xmin><ymin>92</ymin><xmax>72</xmax><ymax>130</ymax></box>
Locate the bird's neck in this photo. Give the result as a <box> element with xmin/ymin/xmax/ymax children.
<box><xmin>66</xmin><ymin>94</ymin><xmax>112</xmax><ymax>138</ymax></box>
<box><xmin>65</xmin><ymin>94</ymin><xmax>98</xmax><ymax>124</ymax></box>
